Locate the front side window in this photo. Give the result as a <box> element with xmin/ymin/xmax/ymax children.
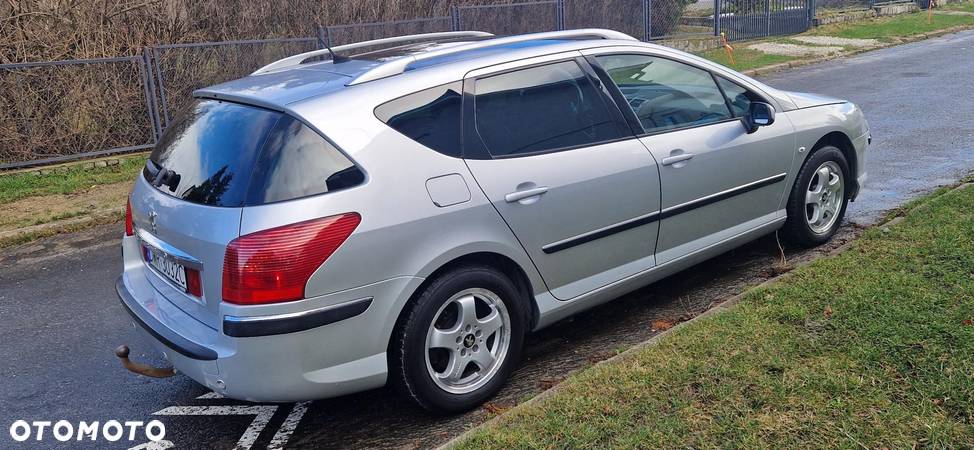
<box><xmin>595</xmin><ymin>54</ymin><xmax>732</xmax><ymax>134</ymax></box>
<box><xmin>716</xmin><ymin>76</ymin><xmax>764</xmax><ymax>117</ymax></box>
<box><xmin>375</xmin><ymin>82</ymin><xmax>463</xmax><ymax>157</ymax></box>
<box><xmin>473</xmin><ymin>60</ymin><xmax>627</xmax><ymax>157</ymax></box>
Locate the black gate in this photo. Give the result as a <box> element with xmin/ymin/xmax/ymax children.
<box><xmin>717</xmin><ymin>0</ymin><xmax>814</xmax><ymax>41</ymax></box>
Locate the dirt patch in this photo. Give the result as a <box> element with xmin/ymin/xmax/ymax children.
<box><xmin>0</xmin><ymin>181</ymin><xmax>129</xmax><ymax>235</ymax></box>
<box><xmin>749</xmin><ymin>42</ymin><xmax>844</xmax><ymax>56</ymax></box>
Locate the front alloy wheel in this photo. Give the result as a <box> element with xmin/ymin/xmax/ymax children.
<box><xmin>805</xmin><ymin>161</ymin><xmax>845</xmax><ymax>235</ymax></box>
<box><xmin>782</xmin><ymin>145</ymin><xmax>851</xmax><ymax>247</ymax></box>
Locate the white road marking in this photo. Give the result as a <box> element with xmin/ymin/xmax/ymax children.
<box><xmin>268</xmin><ymin>402</ymin><xmax>310</xmax><ymax>450</ymax></box>
<box><xmin>196</xmin><ymin>392</ymin><xmax>225</xmax><ymax>399</ymax></box>
<box><xmin>153</xmin><ymin>406</ymin><xmax>277</xmax><ymax>450</ymax></box>
<box><xmin>128</xmin><ymin>440</ymin><xmax>174</xmax><ymax>450</ymax></box>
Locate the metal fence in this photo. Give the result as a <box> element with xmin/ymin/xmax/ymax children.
<box><xmin>0</xmin><ymin>57</ymin><xmax>157</xmax><ymax>169</ymax></box>
<box><xmin>1</xmin><ymin>0</ymin><xmax>837</xmax><ymax>169</ymax></box>
<box><xmin>718</xmin><ymin>0</ymin><xmax>814</xmax><ymax>41</ymax></box>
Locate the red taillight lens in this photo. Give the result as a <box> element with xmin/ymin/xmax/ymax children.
<box><xmin>222</xmin><ymin>213</ymin><xmax>361</xmax><ymax>305</ymax></box>
<box><xmin>125</xmin><ymin>198</ymin><xmax>134</xmax><ymax>236</ymax></box>
<box><xmin>186</xmin><ymin>268</ymin><xmax>203</xmax><ymax>298</ymax></box>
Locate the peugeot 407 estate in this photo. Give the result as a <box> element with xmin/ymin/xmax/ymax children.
<box><xmin>116</xmin><ymin>29</ymin><xmax>869</xmax><ymax>413</ymax></box>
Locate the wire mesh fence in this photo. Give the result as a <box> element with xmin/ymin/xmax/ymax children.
<box><xmin>455</xmin><ymin>1</ymin><xmax>563</xmax><ymax>35</ymax></box>
<box><xmin>322</xmin><ymin>17</ymin><xmax>456</xmax><ymax>46</ymax></box>
<box><xmin>564</xmin><ymin>0</ymin><xmax>648</xmax><ymax>40</ymax></box>
<box><xmin>3</xmin><ymin>0</ymin><xmax>833</xmax><ymax>169</ymax></box>
<box><xmin>0</xmin><ymin>57</ymin><xmax>157</xmax><ymax>169</ymax></box>
<box><xmin>148</xmin><ymin>38</ymin><xmax>319</xmax><ymax>127</ymax></box>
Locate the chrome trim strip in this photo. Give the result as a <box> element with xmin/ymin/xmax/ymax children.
<box><xmin>540</xmin><ymin>172</ymin><xmax>788</xmax><ymax>254</ymax></box>
<box><xmin>659</xmin><ymin>172</ymin><xmax>788</xmax><ymax>219</ymax></box>
<box><xmin>541</xmin><ymin>211</ymin><xmax>660</xmax><ymax>254</ymax></box>
<box><xmin>137</xmin><ymin>229</ymin><xmax>203</xmax><ymax>270</ymax></box>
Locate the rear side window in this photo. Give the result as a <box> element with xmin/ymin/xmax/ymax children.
<box><xmin>375</xmin><ymin>82</ymin><xmax>463</xmax><ymax>157</ymax></box>
<box><xmin>473</xmin><ymin>60</ymin><xmax>627</xmax><ymax>157</ymax></box>
<box><xmin>145</xmin><ymin>100</ymin><xmax>362</xmax><ymax>207</ymax></box>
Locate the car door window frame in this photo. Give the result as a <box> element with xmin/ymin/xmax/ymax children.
<box><xmin>461</xmin><ymin>56</ymin><xmax>637</xmax><ymax>160</ymax></box>
<box><xmin>585</xmin><ymin>52</ymin><xmax>772</xmax><ymax>138</ymax></box>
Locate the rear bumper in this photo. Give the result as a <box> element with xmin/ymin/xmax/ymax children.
<box><xmin>116</xmin><ymin>267</ymin><xmax>423</xmax><ymax>402</ymax></box>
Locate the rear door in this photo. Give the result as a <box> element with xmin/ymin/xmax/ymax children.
<box><xmin>462</xmin><ymin>55</ymin><xmax>662</xmax><ymax>300</ymax></box>
<box><xmin>588</xmin><ymin>52</ymin><xmax>795</xmax><ymax>264</ymax></box>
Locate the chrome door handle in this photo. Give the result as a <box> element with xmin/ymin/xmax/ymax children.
<box><xmin>505</xmin><ymin>187</ymin><xmax>548</xmax><ymax>203</ymax></box>
<box><xmin>661</xmin><ymin>152</ymin><xmax>695</xmax><ymax>166</ymax></box>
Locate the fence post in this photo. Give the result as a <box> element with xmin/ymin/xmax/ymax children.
<box><xmin>643</xmin><ymin>0</ymin><xmax>652</xmax><ymax>40</ymax></box>
<box><xmin>141</xmin><ymin>48</ymin><xmax>162</xmax><ymax>140</ymax></box>
<box><xmin>451</xmin><ymin>5</ymin><xmax>461</xmax><ymax>31</ymax></box>
<box><xmin>714</xmin><ymin>0</ymin><xmax>721</xmax><ymax>36</ymax></box>
<box><xmin>765</xmin><ymin>0</ymin><xmax>772</xmax><ymax>36</ymax></box>
<box><xmin>557</xmin><ymin>0</ymin><xmax>566</xmax><ymax>30</ymax></box>
<box><xmin>316</xmin><ymin>25</ymin><xmax>328</xmax><ymax>48</ymax></box>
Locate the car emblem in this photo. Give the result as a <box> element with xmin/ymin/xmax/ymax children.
<box><xmin>148</xmin><ymin>210</ymin><xmax>158</xmax><ymax>233</ymax></box>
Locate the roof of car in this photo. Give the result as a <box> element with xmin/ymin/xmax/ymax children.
<box><xmin>194</xmin><ymin>30</ymin><xmax>648</xmax><ymax>110</ymax></box>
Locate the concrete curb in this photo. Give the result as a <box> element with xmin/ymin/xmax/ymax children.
<box><xmin>437</xmin><ymin>180</ymin><xmax>974</xmax><ymax>449</ymax></box>
<box><xmin>741</xmin><ymin>23</ymin><xmax>974</xmax><ymax>78</ymax></box>
<box><xmin>0</xmin><ymin>207</ymin><xmax>124</xmax><ymax>248</ymax></box>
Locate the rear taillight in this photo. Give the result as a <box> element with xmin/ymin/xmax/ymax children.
<box><xmin>125</xmin><ymin>198</ymin><xmax>134</xmax><ymax>236</ymax></box>
<box><xmin>222</xmin><ymin>213</ymin><xmax>361</xmax><ymax>305</ymax></box>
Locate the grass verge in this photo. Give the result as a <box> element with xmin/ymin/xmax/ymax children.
<box><xmin>697</xmin><ymin>46</ymin><xmax>799</xmax><ymax>71</ymax></box>
<box><xmin>0</xmin><ymin>155</ymin><xmax>145</xmax><ymax>205</ymax></box>
<box><xmin>809</xmin><ymin>9</ymin><xmax>974</xmax><ymax>41</ymax></box>
<box><xmin>453</xmin><ymin>183</ymin><xmax>974</xmax><ymax>449</ymax></box>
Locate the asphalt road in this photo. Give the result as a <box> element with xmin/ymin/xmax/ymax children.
<box><xmin>1</xmin><ymin>29</ymin><xmax>973</xmax><ymax>450</ymax></box>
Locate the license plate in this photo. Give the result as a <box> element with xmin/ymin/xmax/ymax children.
<box><xmin>143</xmin><ymin>245</ymin><xmax>187</xmax><ymax>291</ymax></box>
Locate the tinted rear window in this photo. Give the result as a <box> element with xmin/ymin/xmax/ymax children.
<box><xmin>145</xmin><ymin>100</ymin><xmax>363</xmax><ymax>207</ymax></box>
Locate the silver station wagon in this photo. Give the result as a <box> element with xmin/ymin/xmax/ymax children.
<box><xmin>117</xmin><ymin>29</ymin><xmax>869</xmax><ymax>413</ymax></box>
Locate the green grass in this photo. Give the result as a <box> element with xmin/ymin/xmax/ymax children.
<box><xmin>811</xmin><ymin>10</ymin><xmax>974</xmax><ymax>41</ymax></box>
<box><xmin>0</xmin><ymin>155</ymin><xmax>146</xmax><ymax>205</ymax></box>
<box><xmin>454</xmin><ymin>184</ymin><xmax>974</xmax><ymax>449</ymax></box>
<box><xmin>697</xmin><ymin>47</ymin><xmax>798</xmax><ymax>71</ymax></box>
<box><xmin>943</xmin><ymin>1</ymin><xmax>974</xmax><ymax>13</ymax></box>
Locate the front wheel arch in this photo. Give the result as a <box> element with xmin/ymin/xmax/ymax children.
<box><xmin>810</xmin><ymin>131</ymin><xmax>857</xmax><ymax>199</ymax></box>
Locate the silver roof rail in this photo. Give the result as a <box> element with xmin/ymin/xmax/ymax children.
<box><xmin>348</xmin><ymin>28</ymin><xmax>637</xmax><ymax>85</ymax></box>
<box><xmin>252</xmin><ymin>31</ymin><xmax>494</xmax><ymax>75</ymax></box>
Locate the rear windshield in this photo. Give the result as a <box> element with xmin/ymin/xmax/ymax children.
<box><xmin>144</xmin><ymin>100</ymin><xmax>363</xmax><ymax>207</ymax></box>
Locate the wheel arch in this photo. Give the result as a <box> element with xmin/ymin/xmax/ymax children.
<box><xmin>387</xmin><ymin>251</ymin><xmax>540</xmax><ymax>355</ymax></box>
<box><xmin>810</xmin><ymin>131</ymin><xmax>857</xmax><ymax>197</ymax></box>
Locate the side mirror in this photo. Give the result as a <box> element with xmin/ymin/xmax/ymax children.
<box><xmin>743</xmin><ymin>102</ymin><xmax>775</xmax><ymax>134</ymax></box>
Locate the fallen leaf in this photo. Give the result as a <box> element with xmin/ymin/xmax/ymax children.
<box><xmin>932</xmin><ymin>398</ymin><xmax>944</xmax><ymax>406</ymax></box>
<box><xmin>963</xmin><ymin>319</ymin><xmax>973</xmax><ymax>326</ymax></box>
<box><xmin>824</xmin><ymin>305</ymin><xmax>833</xmax><ymax>319</ymax></box>
<box><xmin>652</xmin><ymin>319</ymin><xmax>674</xmax><ymax>331</ymax></box>
<box><xmin>482</xmin><ymin>402</ymin><xmax>509</xmax><ymax>415</ymax></box>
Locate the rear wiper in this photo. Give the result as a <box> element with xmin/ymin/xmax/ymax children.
<box><xmin>152</xmin><ymin>167</ymin><xmax>181</xmax><ymax>193</ymax></box>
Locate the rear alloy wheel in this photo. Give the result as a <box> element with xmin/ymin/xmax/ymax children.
<box><xmin>392</xmin><ymin>265</ymin><xmax>525</xmax><ymax>413</ymax></box>
<box><xmin>425</xmin><ymin>288</ymin><xmax>511</xmax><ymax>395</ymax></box>
<box><xmin>782</xmin><ymin>145</ymin><xmax>850</xmax><ymax>247</ymax></box>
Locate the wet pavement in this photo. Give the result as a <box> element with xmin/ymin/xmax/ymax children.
<box><xmin>1</xmin><ymin>29</ymin><xmax>973</xmax><ymax>450</ymax></box>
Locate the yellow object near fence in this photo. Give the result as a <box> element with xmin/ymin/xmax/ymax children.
<box><xmin>720</xmin><ymin>32</ymin><xmax>736</xmax><ymax>66</ymax></box>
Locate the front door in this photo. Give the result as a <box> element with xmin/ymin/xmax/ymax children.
<box><xmin>463</xmin><ymin>57</ymin><xmax>662</xmax><ymax>300</ymax></box>
<box><xmin>590</xmin><ymin>52</ymin><xmax>795</xmax><ymax>264</ymax></box>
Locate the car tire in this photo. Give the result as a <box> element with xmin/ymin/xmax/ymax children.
<box><xmin>390</xmin><ymin>265</ymin><xmax>526</xmax><ymax>414</ymax></box>
<box><xmin>781</xmin><ymin>145</ymin><xmax>851</xmax><ymax>247</ymax></box>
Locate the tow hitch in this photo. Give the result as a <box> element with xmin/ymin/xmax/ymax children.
<box><xmin>114</xmin><ymin>345</ymin><xmax>176</xmax><ymax>378</ymax></box>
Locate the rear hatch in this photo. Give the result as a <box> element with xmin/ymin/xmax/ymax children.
<box><xmin>131</xmin><ymin>99</ymin><xmax>363</xmax><ymax>329</ymax></box>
